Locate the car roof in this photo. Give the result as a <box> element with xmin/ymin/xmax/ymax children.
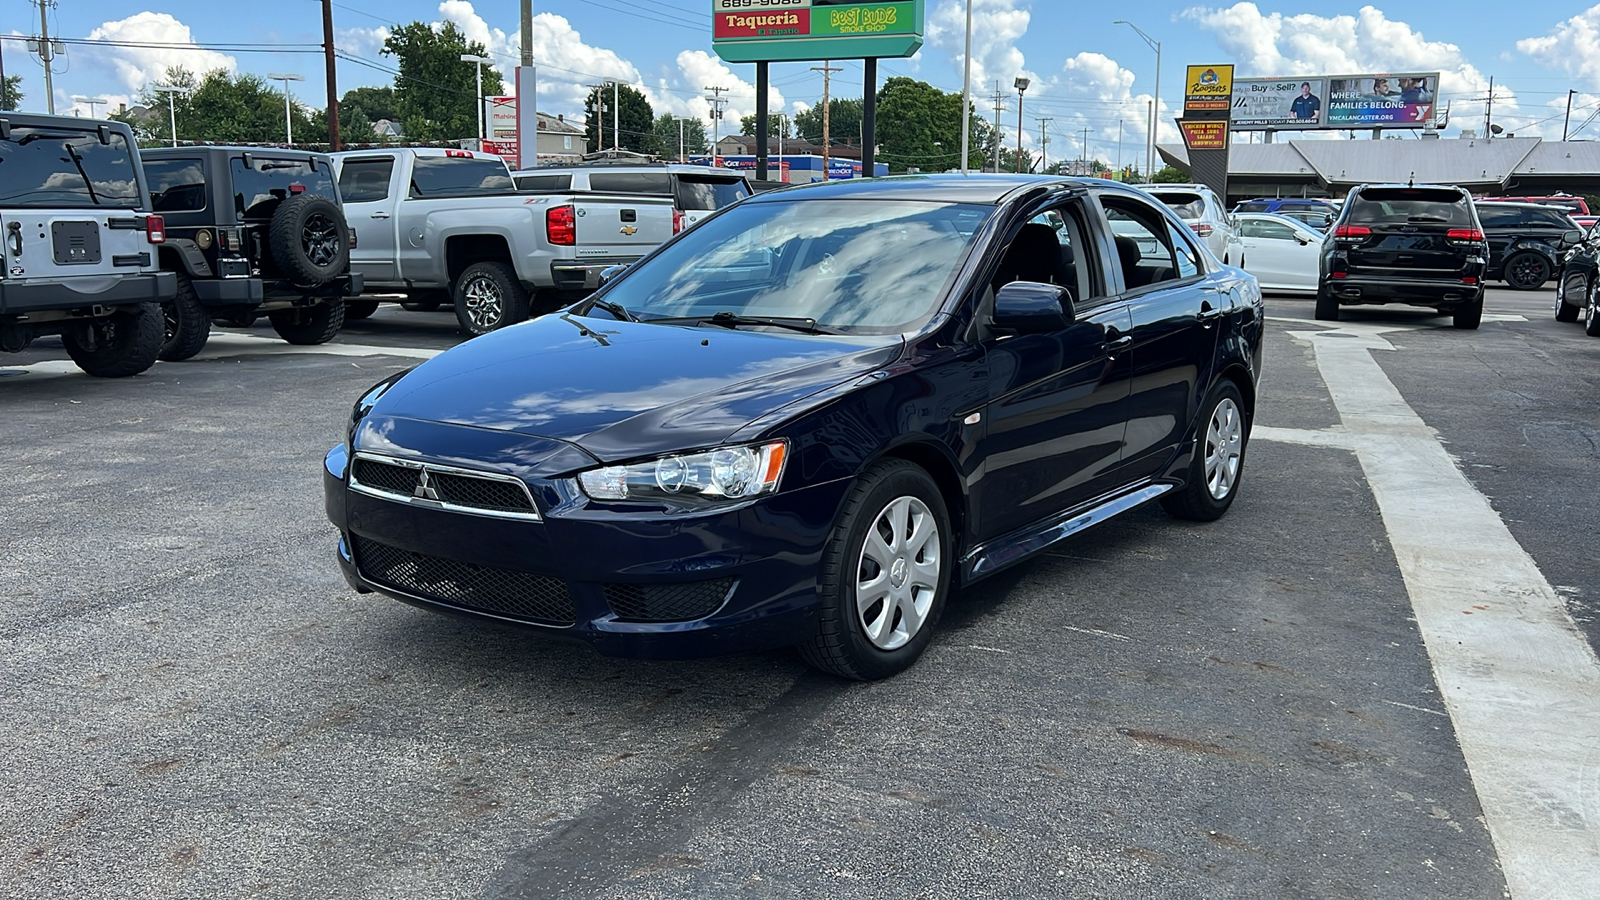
<box><xmin>744</xmin><ymin>173</ymin><xmax>1120</xmax><ymax>205</ymax></box>
<box><xmin>1238</xmin><ymin>211</ymin><xmax>1318</xmax><ymax>229</ymax></box>
<box><xmin>514</xmin><ymin>164</ymin><xmax>744</xmax><ymax>176</ymax></box>
<box><xmin>143</xmin><ymin>145</ymin><xmax>327</xmax><ymax>158</ymax></box>
<box><xmin>1141</xmin><ymin>183</ymin><xmax>1213</xmax><ymax>192</ymax></box>
<box><xmin>1351</xmin><ymin>182</ymin><xmax>1470</xmax><ymax>194</ymax></box>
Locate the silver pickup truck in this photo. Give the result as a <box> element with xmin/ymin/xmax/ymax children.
<box><xmin>331</xmin><ymin>148</ymin><xmax>675</xmax><ymax>334</ymax></box>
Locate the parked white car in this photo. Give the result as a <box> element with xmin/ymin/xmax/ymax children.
<box><xmin>1236</xmin><ymin>212</ymin><xmax>1323</xmax><ymax>294</ymax></box>
<box><xmin>1139</xmin><ymin>183</ymin><xmax>1246</xmax><ymax>266</ymax></box>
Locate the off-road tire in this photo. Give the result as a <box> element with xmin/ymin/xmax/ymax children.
<box><xmin>453</xmin><ymin>261</ymin><xmax>531</xmax><ymax>335</ymax></box>
<box><xmin>344</xmin><ymin>299</ymin><xmax>379</xmax><ymax>320</ymax></box>
<box><xmin>1452</xmin><ymin>294</ymin><xmax>1484</xmax><ymax>330</ymax></box>
<box><xmin>1161</xmin><ymin>379</ymin><xmax>1249</xmax><ymax>522</ymax></box>
<box><xmin>268</xmin><ymin>193</ymin><xmax>349</xmax><ymax>287</ymax></box>
<box><xmin>62</xmin><ymin>302</ymin><xmax>163</xmax><ymax>378</ymax></box>
<box><xmin>1557</xmin><ymin>272</ymin><xmax>1584</xmax><ymax>322</ymax></box>
<box><xmin>158</xmin><ymin>270</ymin><xmax>211</xmax><ymax>361</ymax></box>
<box><xmin>268</xmin><ymin>300</ymin><xmax>345</xmax><ymax>345</ymax></box>
<box><xmin>799</xmin><ymin>460</ymin><xmax>952</xmax><ymax>681</ymax></box>
<box><xmin>1314</xmin><ymin>287</ymin><xmax>1340</xmax><ymax>321</ymax></box>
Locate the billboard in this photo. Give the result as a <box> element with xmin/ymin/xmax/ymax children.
<box><xmin>1184</xmin><ymin>64</ymin><xmax>1234</xmax><ymax>113</ymax></box>
<box><xmin>712</xmin><ymin>0</ymin><xmax>925</xmax><ymax>63</ymax></box>
<box><xmin>1229</xmin><ymin>72</ymin><xmax>1439</xmax><ymax>130</ymax></box>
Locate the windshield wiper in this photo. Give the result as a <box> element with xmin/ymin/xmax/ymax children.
<box><xmin>696</xmin><ymin>311</ymin><xmax>843</xmax><ymax>335</ymax></box>
<box><xmin>584</xmin><ymin>297</ymin><xmax>637</xmax><ymax>322</ymax></box>
<box><xmin>64</xmin><ymin>144</ymin><xmax>101</xmax><ymax>205</ymax></box>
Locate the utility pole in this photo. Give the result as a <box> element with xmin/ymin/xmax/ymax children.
<box><xmin>959</xmin><ymin>0</ymin><xmax>973</xmax><ymax>174</ymax></box>
<box><xmin>989</xmin><ymin>82</ymin><xmax>1007</xmax><ymax>173</ymax></box>
<box><xmin>32</xmin><ymin>0</ymin><xmax>58</xmax><ymax>114</ymax></box>
<box><xmin>519</xmin><ymin>0</ymin><xmax>535</xmax><ymax>168</ymax></box>
<box><xmin>1485</xmin><ymin>76</ymin><xmax>1494</xmax><ymax>140</ymax></box>
<box><xmin>1079</xmin><ymin>125</ymin><xmax>1089</xmax><ymax>174</ymax></box>
<box><xmin>1565</xmin><ymin>89</ymin><xmax>1578</xmax><ymax>142</ymax></box>
<box><xmin>704</xmin><ymin>84</ymin><xmax>729</xmax><ymax>159</ymax></box>
<box><xmin>811</xmin><ymin>62</ymin><xmax>842</xmax><ymax>180</ymax></box>
<box><xmin>323</xmin><ymin>0</ymin><xmax>341</xmax><ymax>150</ymax></box>
<box><xmin>1034</xmin><ymin>116</ymin><xmax>1053</xmax><ymax>172</ymax></box>
<box><xmin>612</xmin><ymin>81</ymin><xmax>619</xmax><ymax>151</ymax></box>
<box><xmin>590</xmin><ymin>84</ymin><xmax>606</xmax><ymax>153</ymax></box>
<box><xmin>1117</xmin><ymin>118</ymin><xmax>1123</xmax><ymax>177</ymax></box>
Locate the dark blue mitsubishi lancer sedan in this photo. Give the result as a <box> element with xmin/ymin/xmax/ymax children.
<box><xmin>324</xmin><ymin>175</ymin><xmax>1264</xmax><ymax>680</ymax></box>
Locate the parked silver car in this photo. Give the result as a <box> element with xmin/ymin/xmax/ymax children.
<box><xmin>1140</xmin><ymin>183</ymin><xmax>1247</xmax><ymax>266</ymax></box>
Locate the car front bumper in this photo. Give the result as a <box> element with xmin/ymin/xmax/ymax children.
<box><xmin>322</xmin><ymin>441</ymin><xmax>849</xmax><ymax>660</ymax></box>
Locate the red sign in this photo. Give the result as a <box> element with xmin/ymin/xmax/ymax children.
<box><xmin>482</xmin><ymin>139</ymin><xmax>518</xmax><ymax>156</ymax></box>
<box><xmin>1178</xmin><ymin>120</ymin><xmax>1229</xmax><ymax>151</ymax></box>
<box><xmin>714</xmin><ymin>9</ymin><xmax>810</xmax><ymax>39</ymax></box>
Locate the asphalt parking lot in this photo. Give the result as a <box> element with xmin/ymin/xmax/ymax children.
<box><xmin>2</xmin><ymin>287</ymin><xmax>1596</xmax><ymax>898</ymax></box>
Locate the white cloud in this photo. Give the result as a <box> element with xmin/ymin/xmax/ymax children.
<box><xmin>1518</xmin><ymin>6</ymin><xmax>1600</xmax><ymax>88</ymax></box>
<box><xmin>1022</xmin><ymin>52</ymin><xmax>1173</xmax><ymax>169</ymax></box>
<box><xmin>1183</xmin><ymin>3</ymin><xmax>1518</xmax><ymax>135</ymax></box>
<box><xmin>85</xmin><ymin>11</ymin><xmax>237</xmax><ymax>92</ymax></box>
<box><xmin>925</xmin><ymin>0</ymin><xmax>1037</xmax><ymax>99</ymax></box>
<box><xmin>336</xmin><ymin>25</ymin><xmax>390</xmax><ymax>61</ymax></box>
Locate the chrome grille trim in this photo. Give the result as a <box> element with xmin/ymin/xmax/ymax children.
<box><xmin>348</xmin><ymin>452</ymin><xmax>543</xmax><ymax>522</ymax></box>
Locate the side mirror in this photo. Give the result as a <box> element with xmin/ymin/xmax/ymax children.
<box><xmin>993</xmin><ymin>281</ymin><xmax>1075</xmax><ymax>333</ymax></box>
<box><xmin>1563</xmin><ymin>229</ymin><xmax>1583</xmax><ymax>245</ymax></box>
<box><xmin>598</xmin><ymin>264</ymin><xmax>628</xmax><ymax>287</ymax></box>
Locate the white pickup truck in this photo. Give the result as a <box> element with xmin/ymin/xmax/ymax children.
<box><xmin>330</xmin><ymin>148</ymin><xmax>676</xmax><ymax>334</ymax></box>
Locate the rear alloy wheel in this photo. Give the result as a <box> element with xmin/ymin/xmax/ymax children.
<box><xmin>158</xmin><ymin>270</ymin><xmax>211</xmax><ymax>361</ymax></box>
<box><xmin>1161</xmin><ymin>380</ymin><xmax>1248</xmax><ymax>522</ymax></box>
<box><xmin>453</xmin><ymin>261</ymin><xmax>530</xmax><ymax>335</ymax></box>
<box><xmin>62</xmin><ymin>303</ymin><xmax>163</xmax><ymax>378</ymax></box>
<box><xmin>1558</xmin><ymin>272</ymin><xmax>1585</xmax><ymax>322</ymax></box>
<box><xmin>1586</xmin><ymin>278</ymin><xmax>1600</xmax><ymax>337</ymax></box>
<box><xmin>1504</xmin><ymin>252</ymin><xmax>1550</xmax><ymax>291</ymax></box>
<box><xmin>800</xmin><ymin>460</ymin><xmax>951</xmax><ymax>681</ymax></box>
<box><xmin>268</xmin><ymin>300</ymin><xmax>345</xmax><ymax>345</ymax></box>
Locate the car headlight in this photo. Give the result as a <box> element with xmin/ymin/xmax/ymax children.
<box><xmin>578</xmin><ymin>440</ymin><xmax>787</xmax><ymax>504</ymax></box>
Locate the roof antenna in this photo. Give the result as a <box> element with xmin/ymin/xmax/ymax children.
<box><xmin>1407</xmin><ymin>172</ymin><xmax>1415</xmax><ymax>187</ymax></box>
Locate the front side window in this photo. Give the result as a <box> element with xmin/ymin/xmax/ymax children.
<box><xmin>144</xmin><ymin>157</ymin><xmax>207</xmax><ymax>212</ymax></box>
<box><xmin>598</xmin><ymin>199</ymin><xmax>993</xmax><ymax>334</ymax></box>
<box><xmin>0</xmin><ymin>126</ymin><xmax>141</xmax><ymax>208</ymax></box>
<box><xmin>230</xmin><ymin>157</ymin><xmax>337</xmax><ymax>219</ymax></box>
<box><xmin>338</xmin><ymin>158</ymin><xmax>394</xmax><ymax>203</ymax></box>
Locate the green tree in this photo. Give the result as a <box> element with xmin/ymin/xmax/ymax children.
<box><xmin>873</xmin><ymin>76</ymin><xmax>987</xmax><ymax>174</ymax></box>
<box><xmin>652</xmin><ymin>113</ymin><xmax>708</xmax><ymax>159</ymax></box>
<box><xmin>794</xmin><ymin>98</ymin><xmax>863</xmax><ymax>147</ymax></box>
<box><xmin>737</xmin><ymin>112</ymin><xmax>787</xmax><ymax>137</ymax></box>
<box><xmin>1152</xmin><ymin>165</ymin><xmax>1189</xmax><ymax>183</ymax></box>
<box><xmin>340</xmin><ymin>85</ymin><xmax>399</xmax><ymax>124</ymax></box>
<box><xmin>113</xmin><ymin>66</ymin><xmax>315</xmax><ymax>145</ymax></box>
<box><xmin>584</xmin><ymin>83</ymin><xmax>656</xmax><ymax>154</ymax></box>
<box><xmin>0</xmin><ymin>75</ymin><xmax>22</xmax><ymax>111</ymax></box>
<box><xmin>383</xmin><ymin>20</ymin><xmax>503</xmax><ymax>141</ymax></box>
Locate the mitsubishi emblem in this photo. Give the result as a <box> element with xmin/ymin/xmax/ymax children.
<box><xmin>413</xmin><ymin>468</ymin><xmax>442</xmax><ymax>501</ymax></box>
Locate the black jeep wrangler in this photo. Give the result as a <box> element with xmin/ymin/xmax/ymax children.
<box><xmin>0</xmin><ymin>114</ymin><xmax>176</xmax><ymax>377</ymax></box>
<box><xmin>140</xmin><ymin>146</ymin><xmax>364</xmax><ymax>360</ymax></box>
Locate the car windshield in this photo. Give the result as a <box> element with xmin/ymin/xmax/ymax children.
<box><xmin>1348</xmin><ymin>188</ymin><xmax>1472</xmax><ymax>226</ymax></box>
<box><xmin>1152</xmin><ymin>192</ymin><xmax>1204</xmax><ymax>219</ymax></box>
<box><xmin>597</xmin><ymin>198</ymin><xmax>993</xmax><ymax>334</ymax></box>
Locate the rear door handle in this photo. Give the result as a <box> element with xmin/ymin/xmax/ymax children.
<box><xmin>370</xmin><ymin>211</ymin><xmax>391</xmax><ymax>219</ymax></box>
<box><xmin>1105</xmin><ymin>335</ymin><xmax>1133</xmax><ymax>354</ymax></box>
<box><xmin>1199</xmin><ymin>300</ymin><xmax>1226</xmax><ymax>324</ymax></box>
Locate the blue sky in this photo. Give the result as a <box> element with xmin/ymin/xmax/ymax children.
<box><xmin>7</xmin><ymin>0</ymin><xmax>1600</xmax><ymax>164</ymax></box>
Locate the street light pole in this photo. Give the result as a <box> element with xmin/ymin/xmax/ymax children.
<box><xmin>154</xmin><ymin>85</ymin><xmax>186</xmax><ymax>147</ymax></box>
<box><xmin>460</xmin><ymin>54</ymin><xmax>492</xmax><ymax>142</ymax></box>
<box><xmin>72</xmin><ymin>96</ymin><xmax>107</xmax><ymax>119</ymax></box>
<box><xmin>268</xmin><ymin>73</ymin><xmax>306</xmax><ymax>146</ymax></box>
<box><xmin>1114</xmin><ymin>20</ymin><xmax>1161</xmax><ymax>180</ymax></box>
<box><xmin>959</xmin><ymin>0</ymin><xmax>973</xmax><ymax>174</ymax></box>
<box><xmin>1014</xmin><ymin>77</ymin><xmax>1030</xmax><ymax>173</ymax></box>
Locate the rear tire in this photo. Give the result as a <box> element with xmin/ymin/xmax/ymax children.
<box><xmin>1504</xmin><ymin>252</ymin><xmax>1550</xmax><ymax>291</ymax></box>
<box><xmin>1161</xmin><ymin>380</ymin><xmax>1248</xmax><ymax>522</ymax></box>
<box><xmin>1558</xmin><ymin>272</ymin><xmax>1584</xmax><ymax>322</ymax></box>
<box><xmin>1452</xmin><ymin>294</ymin><xmax>1484</xmax><ymax>330</ymax></box>
<box><xmin>453</xmin><ymin>261</ymin><xmax>530</xmax><ymax>335</ymax></box>
<box><xmin>799</xmin><ymin>460</ymin><xmax>952</xmax><ymax>681</ymax></box>
<box><xmin>344</xmin><ymin>299</ymin><xmax>379</xmax><ymax>320</ymax></box>
<box><xmin>1314</xmin><ymin>287</ymin><xmax>1340</xmax><ymax>321</ymax></box>
<box><xmin>62</xmin><ymin>303</ymin><xmax>163</xmax><ymax>378</ymax></box>
<box><xmin>1586</xmin><ymin>279</ymin><xmax>1600</xmax><ymax>337</ymax></box>
<box><xmin>158</xmin><ymin>271</ymin><xmax>211</xmax><ymax>361</ymax></box>
<box><xmin>268</xmin><ymin>300</ymin><xmax>345</xmax><ymax>345</ymax></box>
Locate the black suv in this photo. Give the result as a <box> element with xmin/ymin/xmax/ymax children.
<box><xmin>1474</xmin><ymin>201</ymin><xmax>1582</xmax><ymax>290</ymax></box>
<box><xmin>1317</xmin><ymin>183</ymin><xmax>1487</xmax><ymax>329</ymax></box>
<box><xmin>1</xmin><ymin>114</ymin><xmax>176</xmax><ymax>377</ymax></box>
<box><xmin>140</xmin><ymin>147</ymin><xmax>363</xmax><ymax>361</ymax></box>
<box><xmin>1555</xmin><ymin>221</ymin><xmax>1600</xmax><ymax>336</ymax></box>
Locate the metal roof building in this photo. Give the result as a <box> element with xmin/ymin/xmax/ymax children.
<box><xmin>1158</xmin><ymin>137</ymin><xmax>1600</xmax><ymax>202</ymax></box>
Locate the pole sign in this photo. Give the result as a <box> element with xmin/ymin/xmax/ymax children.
<box><xmin>1177</xmin><ymin>64</ymin><xmax>1233</xmax><ymax>204</ymax></box>
<box><xmin>1228</xmin><ymin>72</ymin><xmax>1439</xmax><ymax>131</ymax></box>
<box><xmin>712</xmin><ymin>0</ymin><xmax>924</xmax><ymax>63</ymax></box>
<box><xmin>1184</xmin><ymin>64</ymin><xmax>1234</xmax><ymax>113</ymax></box>
<box><xmin>1178</xmin><ymin>120</ymin><xmax>1228</xmax><ymax>150</ymax></box>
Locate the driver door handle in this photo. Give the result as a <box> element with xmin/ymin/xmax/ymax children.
<box><xmin>1105</xmin><ymin>335</ymin><xmax>1133</xmax><ymax>354</ymax></box>
<box><xmin>370</xmin><ymin>211</ymin><xmax>391</xmax><ymax>219</ymax></box>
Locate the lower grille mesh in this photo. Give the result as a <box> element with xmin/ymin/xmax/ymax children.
<box><xmin>605</xmin><ymin>579</ymin><xmax>734</xmax><ymax>622</ymax></box>
<box><xmin>352</xmin><ymin>535</ymin><xmax>575</xmax><ymax>625</ymax></box>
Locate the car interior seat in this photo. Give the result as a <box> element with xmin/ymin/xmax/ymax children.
<box><xmin>992</xmin><ymin>223</ymin><xmax>1068</xmax><ymax>290</ymax></box>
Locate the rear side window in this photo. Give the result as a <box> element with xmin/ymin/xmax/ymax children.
<box><xmin>1475</xmin><ymin>205</ymin><xmax>1519</xmax><ymax>227</ymax></box>
<box><xmin>587</xmin><ymin>172</ymin><xmax>673</xmax><ymax>194</ymax></box>
<box><xmin>338</xmin><ymin>158</ymin><xmax>394</xmax><ymax>203</ymax></box>
<box><xmin>0</xmin><ymin>126</ymin><xmax>141</xmax><ymax>208</ymax></box>
<box><xmin>515</xmin><ymin>173</ymin><xmax>572</xmax><ymax>192</ymax></box>
<box><xmin>409</xmin><ymin>156</ymin><xmax>513</xmax><ymax>197</ymax></box>
<box><xmin>675</xmin><ymin>175</ymin><xmax>749</xmax><ymax>211</ymax></box>
<box><xmin>230</xmin><ymin>158</ymin><xmax>337</xmax><ymax>220</ymax></box>
<box><xmin>1152</xmin><ymin>192</ymin><xmax>1205</xmax><ymax>219</ymax></box>
<box><xmin>144</xmin><ymin>157</ymin><xmax>207</xmax><ymax>212</ymax></box>
<box><xmin>1348</xmin><ymin>188</ymin><xmax>1472</xmax><ymax>227</ymax></box>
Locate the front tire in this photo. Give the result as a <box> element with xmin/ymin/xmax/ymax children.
<box><xmin>1586</xmin><ymin>278</ymin><xmax>1600</xmax><ymax>337</ymax></box>
<box><xmin>62</xmin><ymin>303</ymin><xmax>163</xmax><ymax>378</ymax></box>
<box><xmin>158</xmin><ymin>271</ymin><xmax>211</xmax><ymax>361</ymax></box>
<box><xmin>1557</xmin><ymin>271</ymin><xmax>1584</xmax><ymax>322</ymax></box>
<box><xmin>1161</xmin><ymin>380</ymin><xmax>1248</xmax><ymax>522</ymax></box>
<box><xmin>1314</xmin><ymin>287</ymin><xmax>1340</xmax><ymax>321</ymax></box>
<box><xmin>453</xmin><ymin>261</ymin><xmax>530</xmax><ymax>335</ymax></box>
<box><xmin>268</xmin><ymin>300</ymin><xmax>345</xmax><ymax>345</ymax></box>
<box><xmin>1504</xmin><ymin>252</ymin><xmax>1550</xmax><ymax>291</ymax></box>
<box><xmin>800</xmin><ymin>460</ymin><xmax>952</xmax><ymax>681</ymax></box>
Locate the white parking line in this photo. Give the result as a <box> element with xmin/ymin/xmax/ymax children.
<box><xmin>0</xmin><ymin>332</ymin><xmax>440</xmax><ymax>383</ymax></box>
<box><xmin>1259</xmin><ymin>321</ymin><xmax>1600</xmax><ymax>898</ymax></box>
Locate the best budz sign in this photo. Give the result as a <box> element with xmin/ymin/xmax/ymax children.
<box><xmin>712</xmin><ymin>0</ymin><xmax>925</xmax><ymax>63</ymax></box>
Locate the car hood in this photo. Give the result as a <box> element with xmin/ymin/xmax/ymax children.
<box><xmin>370</xmin><ymin>313</ymin><xmax>903</xmax><ymax>462</ymax></box>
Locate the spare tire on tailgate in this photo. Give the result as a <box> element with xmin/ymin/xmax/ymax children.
<box><xmin>268</xmin><ymin>193</ymin><xmax>349</xmax><ymax>287</ymax></box>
